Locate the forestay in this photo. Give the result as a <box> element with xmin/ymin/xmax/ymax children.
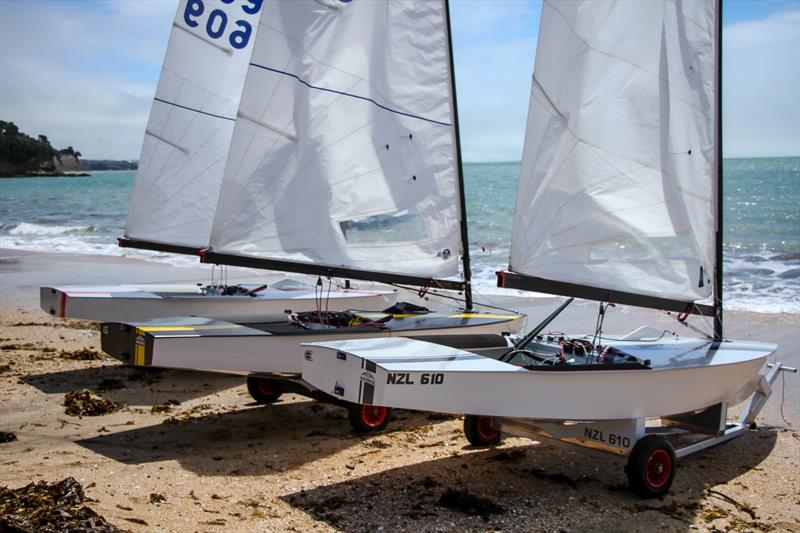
<box><xmin>125</xmin><ymin>0</ymin><xmax>263</xmax><ymax>249</ymax></box>
<box><xmin>509</xmin><ymin>0</ymin><xmax>718</xmax><ymax>304</ymax></box>
<box><xmin>208</xmin><ymin>0</ymin><xmax>462</xmax><ymax>279</ymax></box>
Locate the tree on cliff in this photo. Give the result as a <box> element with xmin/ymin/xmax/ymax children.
<box><xmin>0</xmin><ymin>120</ymin><xmax>58</xmax><ymax>175</ymax></box>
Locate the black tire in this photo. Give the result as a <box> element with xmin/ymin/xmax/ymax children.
<box><xmin>463</xmin><ymin>415</ymin><xmax>501</xmax><ymax>446</ymax></box>
<box><xmin>625</xmin><ymin>435</ymin><xmax>676</xmax><ymax>498</ymax></box>
<box><xmin>246</xmin><ymin>376</ymin><xmax>283</xmax><ymax>404</ymax></box>
<box><xmin>347</xmin><ymin>403</ymin><xmax>391</xmax><ymax>433</ymax></box>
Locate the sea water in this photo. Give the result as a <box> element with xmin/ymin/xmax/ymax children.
<box><xmin>1</xmin><ymin>159</ymin><xmax>798</xmax><ymax>313</ymax></box>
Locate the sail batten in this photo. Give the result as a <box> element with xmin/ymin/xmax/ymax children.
<box><xmin>507</xmin><ymin>0</ymin><xmax>718</xmax><ymax>305</ymax></box>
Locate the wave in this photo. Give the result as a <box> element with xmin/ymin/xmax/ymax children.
<box><xmin>1</xmin><ymin>228</ymin><xmax>797</xmax><ymax>314</ymax></box>
<box><xmin>5</xmin><ymin>222</ymin><xmax>98</xmax><ymax>236</ymax></box>
<box><xmin>0</xmin><ymin>234</ymin><xmax>201</xmax><ymax>268</ymax></box>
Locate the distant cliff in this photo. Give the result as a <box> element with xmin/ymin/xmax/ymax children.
<box><xmin>81</xmin><ymin>159</ymin><xmax>138</xmax><ymax>171</ymax></box>
<box><xmin>0</xmin><ymin>121</ymin><xmax>88</xmax><ymax>177</ymax></box>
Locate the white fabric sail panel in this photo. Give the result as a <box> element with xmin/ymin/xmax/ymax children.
<box><xmin>126</xmin><ymin>0</ymin><xmax>263</xmax><ymax>248</ymax></box>
<box><xmin>510</xmin><ymin>0</ymin><xmax>717</xmax><ymax>302</ymax></box>
<box><xmin>209</xmin><ymin>0</ymin><xmax>461</xmax><ymax>278</ymax></box>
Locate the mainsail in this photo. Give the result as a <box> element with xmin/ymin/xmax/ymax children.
<box><xmin>501</xmin><ymin>0</ymin><xmax>719</xmax><ymax>313</ymax></box>
<box><xmin>123</xmin><ymin>0</ymin><xmax>264</xmax><ymax>252</ymax></box>
<box><xmin>204</xmin><ymin>0</ymin><xmax>468</xmax><ymax>291</ymax></box>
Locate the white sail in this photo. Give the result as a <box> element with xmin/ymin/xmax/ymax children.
<box><xmin>126</xmin><ymin>0</ymin><xmax>263</xmax><ymax>248</ymax></box>
<box><xmin>510</xmin><ymin>0</ymin><xmax>718</xmax><ymax>303</ymax></box>
<box><xmin>209</xmin><ymin>0</ymin><xmax>462</xmax><ymax>279</ymax></box>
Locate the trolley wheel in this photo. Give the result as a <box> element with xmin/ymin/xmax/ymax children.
<box><xmin>246</xmin><ymin>376</ymin><xmax>283</xmax><ymax>404</ymax></box>
<box><xmin>348</xmin><ymin>404</ymin><xmax>391</xmax><ymax>433</ymax></box>
<box><xmin>625</xmin><ymin>435</ymin><xmax>676</xmax><ymax>498</ymax></box>
<box><xmin>463</xmin><ymin>415</ymin><xmax>501</xmax><ymax>446</ymax></box>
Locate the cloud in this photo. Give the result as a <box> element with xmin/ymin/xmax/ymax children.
<box><xmin>724</xmin><ymin>8</ymin><xmax>800</xmax><ymax>157</ymax></box>
<box><xmin>0</xmin><ymin>0</ymin><xmax>178</xmax><ymax>159</ymax></box>
<box><xmin>450</xmin><ymin>0</ymin><xmax>542</xmax><ymax>162</ymax></box>
<box><xmin>0</xmin><ymin>0</ymin><xmax>796</xmax><ymax>161</ymax></box>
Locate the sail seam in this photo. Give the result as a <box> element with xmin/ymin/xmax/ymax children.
<box><xmin>248</xmin><ymin>62</ymin><xmax>452</xmax><ymax>127</ymax></box>
<box><xmin>545</xmin><ymin>0</ymin><xmax>713</xmax><ymax>120</ymax></box>
<box><xmin>153</xmin><ymin>97</ymin><xmax>236</xmax><ymax>122</ymax></box>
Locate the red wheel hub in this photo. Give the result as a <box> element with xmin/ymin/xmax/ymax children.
<box><xmin>361</xmin><ymin>405</ymin><xmax>388</xmax><ymax>427</ymax></box>
<box><xmin>477</xmin><ymin>417</ymin><xmax>498</xmax><ymax>441</ymax></box>
<box><xmin>258</xmin><ymin>379</ymin><xmax>274</xmax><ymax>396</ymax></box>
<box><xmin>645</xmin><ymin>449</ymin><xmax>672</xmax><ymax>489</ymax></box>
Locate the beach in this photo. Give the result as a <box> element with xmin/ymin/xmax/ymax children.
<box><xmin>1</xmin><ymin>249</ymin><xmax>798</xmax><ymax>532</ymax></box>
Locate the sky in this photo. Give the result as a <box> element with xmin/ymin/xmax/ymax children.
<box><xmin>0</xmin><ymin>0</ymin><xmax>798</xmax><ymax>161</ymax></box>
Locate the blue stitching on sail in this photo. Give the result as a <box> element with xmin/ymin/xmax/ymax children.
<box><xmin>249</xmin><ymin>62</ymin><xmax>452</xmax><ymax>127</ymax></box>
<box><xmin>153</xmin><ymin>97</ymin><xmax>236</xmax><ymax>122</ymax></box>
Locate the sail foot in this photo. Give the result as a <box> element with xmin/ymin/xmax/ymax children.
<box><xmin>497</xmin><ymin>270</ymin><xmax>713</xmax><ymax>316</ymax></box>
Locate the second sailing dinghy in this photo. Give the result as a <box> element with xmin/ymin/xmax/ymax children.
<box><xmin>303</xmin><ymin>0</ymin><xmax>793</xmax><ymax>493</ymax></box>
<box><xmin>39</xmin><ymin>0</ymin><xmax>397</xmax><ymax>322</ymax></box>
<box><xmin>100</xmin><ymin>0</ymin><xmax>525</xmax><ymax>428</ymax></box>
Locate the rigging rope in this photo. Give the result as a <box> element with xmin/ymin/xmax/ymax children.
<box><xmin>390</xmin><ymin>283</ymin><xmax>521</xmax><ymax>314</ymax></box>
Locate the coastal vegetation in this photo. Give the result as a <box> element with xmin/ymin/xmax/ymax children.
<box><xmin>0</xmin><ymin>120</ymin><xmax>86</xmax><ymax>177</ymax></box>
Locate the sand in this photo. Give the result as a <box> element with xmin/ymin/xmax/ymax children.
<box><xmin>1</xmin><ymin>249</ymin><xmax>798</xmax><ymax>532</ymax></box>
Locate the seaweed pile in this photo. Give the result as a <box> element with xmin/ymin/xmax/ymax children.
<box><xmin>64</xmin><ymin>389</ymin><xmax>123</xmax><ymax>417</ymax></box>
<box><xmin>60</xmin><ymin>348</ymin><xmax>106</xmax><ymax>361</ymax></box>
<box><xmin>0</xmin><ymin>477</ymin><xmax>122</xmax><ymax>532</ymax></box>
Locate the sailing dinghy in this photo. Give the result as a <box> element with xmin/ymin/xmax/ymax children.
<box><xmin>302</xmin><ymin>0</ymin><xmax>794</xmax><ymax>493</ymax></box>
<box><xmin>41</xmin><ymin>280</ymin><xmax>396</xmax><ymax>323</ymax></box>
<box><xmin>98</xmin><ymin>0</ymin><xmax>525</xmax><ymax>430</ymax></box>
<box><xmin>38</xmin><ymin>0</ymin><xmax>396</xmax><ymax>322</ymax></box>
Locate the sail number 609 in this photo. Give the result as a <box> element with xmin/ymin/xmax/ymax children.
<box><xmin>183</xmin><ymin>0</ymin><xmax>262</xmax><ymax>50</ymax></box>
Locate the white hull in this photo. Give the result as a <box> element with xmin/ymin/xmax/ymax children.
<box><xmin>41</xmin><ymin>284</ymin><xmax>397</xmax><ymax>323</ymax></box>
<box><xmin>302</xmin><ymin>336</ymin><xmax>776</xmax><ymax>420</ymax></box>
<box><xmin>102</xmin><ymin>314</ymin><xmax>525</xmax><ymax>375</ymax></box>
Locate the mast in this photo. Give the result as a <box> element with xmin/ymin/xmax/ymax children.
<box><xmin>444</xmin><ymin>0</ymin><xmax>473</xmax><ymax>310</ymax></box>
<box><xmin>713</xmin><ymin>0</ymin><xmax>724</xmax><ymax>341</ymax></box>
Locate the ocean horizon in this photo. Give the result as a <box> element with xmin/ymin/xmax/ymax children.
<box><xmin>1</xmin><ymin>157</ymin><xmax>798</xmax><ymax>314</ymax></box>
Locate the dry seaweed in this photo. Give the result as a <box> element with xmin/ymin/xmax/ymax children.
<box><xmin>0</xmin><ymin>477</ymin><xmax>122</xmax><ymax>532</ymax></box>
<box><xmin>64</xmin><ymin>389</ymin><xmax>123</xmax><ymax>417</ymax></box>
<box><xmin>1</xmin><ymin>343</ymin><xmax>38</xmax><ymax>351</ymax></box>
<box><xmin>174</xmin><ymin>403</ymin><xmax>213</xmax><ymax>419</ymax></box>
<box><xmin>60</xmin><ymin>348</ymin><xmax>106</xmax><ymax>361</ymax></box>
<box><xmin>0</xmin><ymin>431</ymin><xmax>16</xmax><ymax>443</ymax></box>
<box><xmin>150</xmin><ymin>399</ymin><xmax>180</xmax><ymax>414</ymax></box>
<box><xmin>437</xmin><ymin>488</ymin><xmax>504</xmax><ymax>517</ymax></box>
<box><xmin>361</xmin><ymin>439</ymin><xmax>391</xmax><ymax>449</ymax></box>
<box><xmin>10</xmin><ymin>321</ymin><xmax>97</xmax><ymax>331</ymax></box>
<box><xmin>706</xmin><ymin>488</ymin><xmax>758</xmax><ymax>519</ymax></box>
<box><xmin>201</xmin><ymin>518</ymin><xmax>227</xmax><ymax>526</ymax></box>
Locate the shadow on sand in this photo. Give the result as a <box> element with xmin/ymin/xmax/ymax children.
<box><xmin>76</xmin><ymin>401</ymin><xmax>435</xmax><ymax>477</ymax></box>
<box><xmin>21</xmin><ymin>365</ymin><xmax>242</xmax><ymax>405</ymax></box>
<box><xmin>281</xmin><ymin>427</ymin><xmax>779</xmax><ymax>532</ymax></box>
